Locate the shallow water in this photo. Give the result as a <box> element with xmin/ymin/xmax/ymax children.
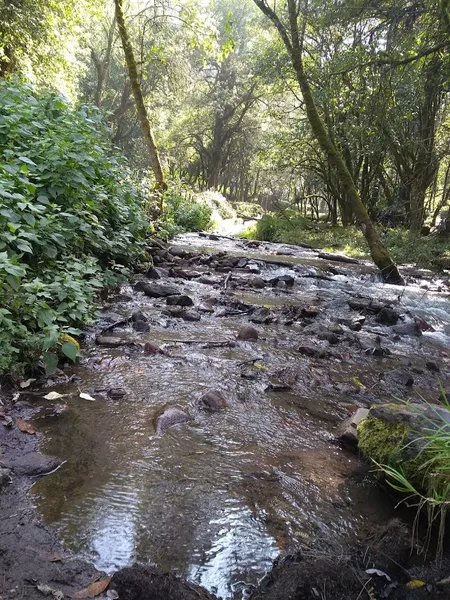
<box><xmin>31</xmin><ymin>233</ymin><xmax>450</xmax><ymax>598</ymax></box>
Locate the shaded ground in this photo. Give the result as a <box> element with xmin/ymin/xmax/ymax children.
<box><xmin>1</xmin><ymin>232</ymin><xmax>450</xmax><ymax>599</ymax></box>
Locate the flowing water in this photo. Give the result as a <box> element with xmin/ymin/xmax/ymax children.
<box><xmin>30</xmin><ymin>233</ymin><xmax>450</xmax><ymax>598</ymax></box>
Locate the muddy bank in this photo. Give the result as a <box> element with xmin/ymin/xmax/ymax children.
<box><xmin>1</xmin><ymin>232</ymin><xmax>450</xmax><ymax>599</ymax></box>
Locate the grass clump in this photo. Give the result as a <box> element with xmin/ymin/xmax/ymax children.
<box><xmin>0</xmin><ymin>80</ymin><xmax>148</xmax><ymax>375</ymax></box>
<box><xmin>359</xmin><ymin>395</ymin><xmax>450</xmax><ymax>561</ymax></box>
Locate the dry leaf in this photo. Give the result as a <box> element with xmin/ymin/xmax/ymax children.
<box><xmin>17</xmin><ymin>418</ymin><xmax>37</xmax><ymax>435</ymax></box>
<box><xmin>106</xmin><ymin>591</ymin><xmax>119</xmax><ymax>599</ymax></box>
<box><xmin>71</xmin><ymin>576</ymin><xmax>111</xmax><ymax>598</ymax></box>
<box><xmin>20</xmin><ymin>378</ymin><xmax>36</xmax><ymax>389</ymax></box>
<box><xmin>43</xmin><ymin>391</ymin><xmax>65</xmax><ymax>400</ymax></box>
<box><xmin>79</xmin><ymin>392</ymin><xmax>96</xmax><ymax>402</ymax></box>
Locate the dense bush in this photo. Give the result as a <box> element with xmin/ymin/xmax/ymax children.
<box><xmin>0</xmin><ymin>80</ymin><xmax>147</xmax><ymax>375</ymax></box>
<box><xmin>157</xmin><ymin>180</ymin><xmax>213</xmax><ymax>239</ymax></box>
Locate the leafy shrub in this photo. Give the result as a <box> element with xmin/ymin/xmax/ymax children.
<box><xmin>0</xmin><ymin>80</ymin><xmax>147</xmax><ymax>375</ymax></box>
<box><xmin>158</xmin><ymin>180</ymin><xmax>213</xmax><ymax>238</ymax></box>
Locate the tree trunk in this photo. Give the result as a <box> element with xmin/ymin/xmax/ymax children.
<box><xmin>114</xmin><ymin>0</ymin><xmax>167</xmax><ymax>198</ymax></box>
<box><xmin>253</xmin><ymin>0</ymin><xmax>403</xmax><ymax>284</ymax></box>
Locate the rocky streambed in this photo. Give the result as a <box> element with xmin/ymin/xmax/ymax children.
<box><xmin>1</xmin><ymin>232</ymin><xmax>450</xmax><ymax>599</ymax></box>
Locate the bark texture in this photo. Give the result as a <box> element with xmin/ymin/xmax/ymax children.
<box><xmin>114</xmin><ymin>0</ymin><xmax>167</xmax><ymax>193</ymax></box>
<box><xmin>253</xmin><ymin>0</ymin><xmax>403</xmax><ymax>284</ymax></box>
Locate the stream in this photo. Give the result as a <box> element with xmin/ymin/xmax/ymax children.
<box><xmin>29</xmin><ymin>233</ymin><xmax>450</xmax><ymax>599</ymax></box>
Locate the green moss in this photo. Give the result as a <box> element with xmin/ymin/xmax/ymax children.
<box><xmin>357</xmin><ymin>416</ymin><xmax>409</xmax><ymax>466</ymax></box>
<box><xmin>58</xmin><ymin>334</ymin><xmax>80</xmax><ymax>352</ymax></box>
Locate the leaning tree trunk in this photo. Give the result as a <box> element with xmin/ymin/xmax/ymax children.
<box><xmin>253</xmin><ymin>0</ymin><xmax>403</xmax><ymax>284</ymax></box>
<box><xmin>114</xmin><ymin>0</ymin><xmax>167</xmax><ymax>198</ymax></box>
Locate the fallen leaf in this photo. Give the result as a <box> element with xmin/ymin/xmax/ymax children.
<box><xmin>406</xmin><ymin>580</ymin><xmax>426</xmax><ymax>589</ymax></box>
<box><xmin>79</xmin><ymin>392</ymin><xmax>96</xmax><ymax>402</ymax></box>
<box><xmin>20</xmin><ymin>378</ymin><xmax>36</xmax><ymax>389</ymax></box>
<box><xmin>71</xmin><ymin>576</ymin><xmax>111</xmax><ymax>598</ymax></box>
<box><xmin>17</xmin><ymin>418</ymin><xmax>37</xmax><ymax>435</ymax></box>
<box><xmin>43</xmin><ymin>391</ymin><xmax>66</xmax><ymax>400</ymax></box>
<box><xmin>106</xmin><ymin>591</ymin><xmax>119</xmax><ymax>599</ymax></box>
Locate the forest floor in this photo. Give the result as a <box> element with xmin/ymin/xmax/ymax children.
<box><xmin>1</xmin><ymin>232</ymin><xmax>450</xmax><ymax>599</ymax></box>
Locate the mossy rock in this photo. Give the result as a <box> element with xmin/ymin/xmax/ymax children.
<box><xmin>358</xmin><ymin>403</ymin><xmax>450</xmax><ymax>495</ymax></box>
<box><xmin>357</xmin><ymin>415</ymin><xmax>409</xmax><ymax>467</ymax></box>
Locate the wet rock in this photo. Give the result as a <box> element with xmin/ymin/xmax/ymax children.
<box><xmin>318</xmin><ymin>332</ymin><xmax>340</xmax><ymax>345</ymax></box>
<box><xmin>348</xmin><ymin>298</ymin><xmax>387</xmax><ymax>313</ymax></box>
<box><xmin>318</xmin><ymin>251</ymin><xmax>359</xmax><ymax>264</ymax></box>
<box><xmin>365</xmin><ymin>346</ymin><xmax>391</xmax><ymax>357</ymax></box>
<box><xmin>197</xmin><ymin>390</ymin><xmax>227</xmax><ymax>412</ymax></box>
<box><xmin>384</xmin><ymin>369</ymin><xmax>414</xmax><ymax>387</ymax></box>
<box><xmin>237</xmin><ymin>326</ymin><xmax>259</xmax><ymax>341</ymax></box>
<box><xmin>166</xmin><ymin>295</ymin><xmax>194</xmax><ymax>307</ymax></box>
<box><xmin>247</xmin><ymin>276</ymin><xmax>265</xmax><ymax>289</ymax></box>
<box><xmin>0</xmin><ymin>467</ymin><xmax>11</xmax><ymax>488</ymax></box>
<box><xmin>269</xmin><ymin>274</ymin><xmax>295</xmax><ymax>288</ymax></box>
<box><xmin>237</xmin><ymin>257</ymin><xmax>248</xmax><ymax>268</ymax></box>
<box><xmin>349</xmin><ymin>319</ymin><xmax>364</xmax><ymax>331</ymax></box>
<box><xmin>154</xmin><ymin>407</ymin><xmax>191</xmax><ymax>435</ymax></box>
<box><xmin>426</xmin><ymin>360</ymin><xmax>440</xmax><ymax>372</ymax></box>
<box><xmin>108</xmin><ymin>388</ymin><xmax>127</xmax><ymax>400</ymax></box>
<box><xmin>198</xmin><ymin>275</ymin><xmax>221</xmax><ymax>285</ymax></box>
<box><xmin>95</xmin><ymin>335</ymin><xmax>124</xmax><ymax>347</ymax></box>
<box><xmin>197</xmin><ymin>302</ymin><xmax>215</xmax><ymax>313</ymax></box>
<box><xmin>250</xmin><ymin>307</ymin><xmax>272</xmax><ymax>324</ymax></box>
<box><xmin>131</xmin><ymin>310</ymin><xmax>147</xmax><ymax>323</ymax></box>
<box><xmin>244</xmin><ymin>240</ymin><xmax>262</xmax><ymax>248</ymax></box>
<box><xmin>337</xmin><ymin>408</ymin><xmax>369</xmax><ymax>446</ymax></box>
<box><xmin>143</xmin><ymin>342</ymin><xmax>166</xmax><ymax>355</ymax></box>
<box><xmin>132</xmin><ymin>320</ymin><xmax>150</xmax><ymax>332</ymax></box>
<box><xmin>266</xmin><ymin>380</ymin><xmax>292</xmax><ymax>392</ymax></box>
<box><xmin>182</xmin><ymin>310</ymin><xmax>201</xmax><ymax>322</ymax></box>
<box><xmin>329</xmin><ymin>323</ymin><xmax>344</xmax><ymax>335</ymax></box>
<box><xmin>301</xmin><ymin>305</ymin><xmax>320</xmax><ymax>318</ymax></box>
<box><xmin>169</xmin><ymin>246</ymin><xmax>189</xmax><ymax>258</ymax></box>
<box><xmin>297</xmin><ymin>345</ymin><xmax>330</xmax><ymax>358</ymax></box>
<box><xmin>134</xmin><ymin>281</ymin><xmax>180</xmax><ymax>297</ymax></box>
<box><xmin>392</xmin><ymin>320</ymin><xmax>421</xmax><ymax>336</ymax></box>
<box><xmin>376</xmin><ymin>307</ymin><xmax>400</xmax><ymax>326</ymax></box>
<box><xmin>146</xmin><ymin>266</ymin><xmax>161</xmax><ymax>279</ymax></box>
<box><xmin>111</xmin><ymin>566</ymin><xmax>218</xmax><ymax>600</ymax></box>
<box><xmin>4</xmin><ymin>453</ymin><xmax>62</xmax><ymax>476</ymax></box>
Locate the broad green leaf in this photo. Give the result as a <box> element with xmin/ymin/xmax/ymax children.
<box><xmin>43</xmin><ymin>352</ymin><xmax>59</xmax><ymax>376</ymax></box>
<box><xmin>61</xmin><ymin>341</ymin><xmax>78</xmax><ymax>362</ymax></box>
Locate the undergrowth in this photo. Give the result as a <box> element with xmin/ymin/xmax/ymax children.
<box><xmin>0</xmin><ymin>80</ymin><xmax>148</xmax><ymax>376</ymax></box>
<box><xmin>241</xmin><ymin>212</ymin><xmax>450</xmax><ymax>266</ymax></box>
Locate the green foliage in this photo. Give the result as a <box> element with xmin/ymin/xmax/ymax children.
<box><xmin>0</xmin><ymin>80</ymin><xmax>147</xmax><ymax>375</ymax></box>
<box><xmin>157</xmin><ymin>180</ymin><xmax>213</xmax><ymax>239</ymax></box>
<box><xmin>360</xmin><ymin>394</ymin><xmax>450</xmax><ymax>560</ymax></box>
